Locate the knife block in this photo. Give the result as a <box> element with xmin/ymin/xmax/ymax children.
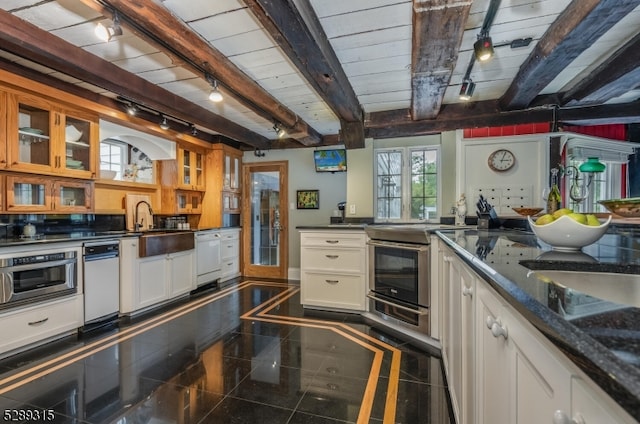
<box><xmin>477</xmin><ymin>213</ymin><xmax>499</xmax><ymax>230</ymax></box>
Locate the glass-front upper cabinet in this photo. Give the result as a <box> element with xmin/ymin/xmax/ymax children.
<box><xmin>5</xmin><ymin>175</ymin><xmax>93</xmax><ymax>213</ymax></box>
<box><xmin>178</xmin><ymin>147</ymin><xmax>204</xmax><ymax>191</ymax></box>
<box><xmin>7</xmin><ymin>92</ymin><xmax>97</xmax><ymax>179</ymax></box>
<box><xmin>223</xmin><ymin>151</ymin><xmax>241</xmax><ymax>191</ymax></box>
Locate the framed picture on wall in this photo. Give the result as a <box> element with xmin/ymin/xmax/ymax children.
<box><xmin>297</xmin><ymin>190</ymin><xmax>319</xmax><ymax>209</ymax></box>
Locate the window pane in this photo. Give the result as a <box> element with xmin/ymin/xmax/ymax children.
<box><xmin>410</xmin><ymin>149</ymin><xmax>438</xmax><ymax>219</ymax></box>
<box><xmin>376</xmin><ymin>151</ymin><xmax>402</xmax><ymax>219</ymax></box>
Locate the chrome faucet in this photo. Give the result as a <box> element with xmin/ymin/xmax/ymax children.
<box><xmin>135</xmin><ymin>200</ymin><xmax>153</xmax><ymax>231</ymax></box>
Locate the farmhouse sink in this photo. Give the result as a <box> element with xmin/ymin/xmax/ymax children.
<box><xmin>533</xmin><ymin>270</ymin><xmax>640</xmax><ymax>308</ymax></box>
<box><xmin>139</xmin><ymin>230</ymin><xmax>194</xmax><ymax>257</ymax></box>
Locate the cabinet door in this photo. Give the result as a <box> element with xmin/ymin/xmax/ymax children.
<box><xmin>60</xmin><ymin>111</ymin><xmax>98</xmax><ymax>179</ymax></box>
<box><xmin>137</xmin><ymin>256</ymin><xmax>168</xmax><ymax>310</ymax></box>
<box><xmin>170</xmin><ymin>250</ymin><xmax>194</xmax><ymax>297</ymax></box>
<box><xmin>178</xmin><ymin>148</ymin><xmax>205</xmax><ymax>190</ymax></box>
<box><xmin>53</xmin><ymin>180</ymin><xmax>93</xmax><ymax>212</ymax></box>
<box><xmin>7</xmin><ymin>93</ymin><xmax>55</xmax><ymax>172</ymax></box>
<box><xmin>223</xmin><ymin>152</ymin><xmax>241</xmax><ymax>191</ymax></box>
<box><xmin>222</xmin><ymin>191</ymin><xmax>241</xmax><ymax>213</ymax></box>
<box><xmin>444</xmin><ymin>253</ymin><xmax>476</xmax><ymax>424</ymax></box>
<box><xmin>176</xmin><ymin>191</ymin><xmax>202</xmax><ymax>214</ymax></box>
<box><xmin>476</xmin><ymin>282</ymin><xmax>511</xmax><ymax>424</ymax></box>
<box><xmin>5</xmin><ymin>175</ymin><xmax>52</xmax><ymax>212</ymax></box>
<box><xmin>568</xmin><ymin>376</ymin><xmax>636</xmax><ymax>424</ymax></box>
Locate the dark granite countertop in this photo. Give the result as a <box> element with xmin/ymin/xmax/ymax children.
<box><xmin>0</xmin><ymin>231</ymin><xmax>141</xmax><ymax>247</ymax></box>
<box><xmin>436</xmin><ymin>227</ymin><xmax>640</xmax><ymax>420</ymax></box>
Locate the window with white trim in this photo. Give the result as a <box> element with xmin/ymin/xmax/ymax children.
<box><xmin>374</xmin><ymin>146</ymin><xmax>440</xmax><ymax>222</ymax></box>
<box><xmin>100</xmin><ymin>140</ymin><xmax>127</xmax><ymax>179</ymax></box>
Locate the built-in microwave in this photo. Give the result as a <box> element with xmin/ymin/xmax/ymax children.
<box><xmin>0</xmin><ymin>250</ymin><xmax>77</xmax><ymax>308</ymax></box>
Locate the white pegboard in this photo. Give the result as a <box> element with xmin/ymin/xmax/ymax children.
<box><xmin>471</xmin><ymin>186</ymin><xmax>533</xmax><ymax>216</ymax></box>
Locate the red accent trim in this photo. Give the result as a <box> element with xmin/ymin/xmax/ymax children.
<box><xmin>462</xmin><ymin>123</ymin><xmax>551</xmax><ymax>138</ymax></box>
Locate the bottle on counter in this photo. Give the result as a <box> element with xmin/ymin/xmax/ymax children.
<box><xmin>546</xmin><ymin>168</ymin><xmax>561</xmax><ymax>214</ymax></box>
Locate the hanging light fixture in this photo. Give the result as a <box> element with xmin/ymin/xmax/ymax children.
<box><xmin>474</xmin><ymin>34</ymin><xmax>494</xmax><ymax>62</ymax></box>
<box><xmin>95</xmin><ymin>11</ymin><xmax>123</xmax><ymax>42</ymax></box>
<box><xmin>159</xmin><ymin>115</ymin><xmax>170</xmax><ymax>130</ymax></box>
<box><xmin>459</xmin><ymin>79</ymin><xmax>476</xmax><ymax>101</ymax></box>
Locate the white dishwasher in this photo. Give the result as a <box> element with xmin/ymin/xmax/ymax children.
<box><xmin>83</xmin><ymin>240</ymin><xmax>120</xmax><ymax>325</ymax></box>
<box><xmin>195</xmin><ymin>230</ymin><xmax>221</xmax><ymax>286</ymax></box>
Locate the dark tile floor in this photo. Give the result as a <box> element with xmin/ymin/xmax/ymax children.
<box><xmin>0</xmin><ymin>280</ymin><xmax>453</xmax><ymax>424</ymax></box>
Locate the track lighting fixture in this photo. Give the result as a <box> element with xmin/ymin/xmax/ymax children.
<box><xmin>254</xmin><ymin>148</ymin><xmax>266</xmax><ymax>157</ymax></box>
<box><xmin>474</xmin><ymin>34</ymin><xmax>494</xmax><ymax>62</ymax></box>
<box><xmin>95</xmin><ymin>11</ymin><xmax>123</xmax><ymax>42</ymax></box>
<box><xmin>205</xmin><ymin>73</ymin><xmax>223</xmax><ymax>102</ymax></box>
<box><xmin>159</xmin><ymin>115</ymin><xmax>170</xmax><ymax>130</ymax></box>
<box><xmin>190</xmin><ymin>124</ymin><xmax>198</xmax><ymax>136</ymax></box>
<box><xmin>459</xmin><ymin>79</ymin><xmax>475</xmax><ymax>101</ymax></box>
<box><xmin>273</xmin><ymin>122</ymin><xmax>286</xmax><ymax>139</ymax></box>
<box><xmin>126</xmin><ymin>103</ymin><xmax>138</xmax><ymax>116</ymax></box>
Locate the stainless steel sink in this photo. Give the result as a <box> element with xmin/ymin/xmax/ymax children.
<box><xmin>533</xmin><ymin>270</ymin><xmax>640</xmax><ymax>308</ymax></box>
<box><xmin>139</xmin><ymin>231</ymin><xmax>194</xmax><ymax>257</ymax></box>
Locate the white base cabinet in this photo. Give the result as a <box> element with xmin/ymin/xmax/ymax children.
<box><xmin>120</xmin><ymin>237</ymin><xmax>195</xmax><ymax>315</ymax></box>
<box><xmin>219</xmin><ymin>228</ymin><xmax>240</xmax><ymax>282</ymax></box>
<box><xmin>0</xmin><ymin>295</ymin><xmax>83</xmax><ymax>357</ymax></box>
<box><xmin>299</xmin><ymin>230</ymin><xmax>367</xmax><ymax>312</ymax></box>
<box><xmin>438</xmin><ymin>241</ymin><xmax>636</xmax><ymax>424</ymax></box>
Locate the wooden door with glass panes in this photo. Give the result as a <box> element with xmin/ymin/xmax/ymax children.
<box><xmin>59</xmin><ymin>109</ymin><xmax>98</xmax><ymax>179</ymax></box>
<box><xmin>176</xmin><ymin>191</ymin><xmax>202</xmax><ymax>214</ymax></box>
<box><xmin>53</xmin><ymin>180</ymin><xmax>93</xmax><ymax>212</ymax></box>
<box><xmin>178</xmin><ymin>147</ymin><xmax>205</xmax><ymax>191</ymax></box>
<box><xmin>5</xmin><ymin>174</ymin><xmax>52</xmax><ymax>212</ymax></box>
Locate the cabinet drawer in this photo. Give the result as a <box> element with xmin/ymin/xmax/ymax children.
<box><xmin>220</xmin><ymin>230</ymin><xmax>240</xmax><ymax>241</ymax></box>
<box><xmin>301</xmin><ymin>272</ymin><xmax>365</xmax><ymax>311</ymax></box>
<box><xmin>301</xmin><ymin>247</ymin><xmax>365</xmax><ymax>272</ymax></box>
<box><xmin>221</xmin><ymin>239</ymin><xmax>239</xmax><ymax>260</ymax></box>
<box><xmin>1</xmin><ymin>295</ymin><xmax>82</xmax><ymax>356</ymax></box>
<box><xmin>221</xmin><ymin>257</ymin><xmax>239</xmax><ymax>276</ymax></box>
<box><xmin>301</xmin><ymin>232</ymin><xmax>366</xmax><ymax>248</ymax></box>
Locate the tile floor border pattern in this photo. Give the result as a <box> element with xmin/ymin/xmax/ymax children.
<box><xmin>239</xmin><ymin>286</ymin><xmax>403</xmax><ymax>424</ymax></box>
<box><xmin>0</xmin><ymin>280</ymin><xmax>404</xmax><ymax>424</ymax></box>
<box><xmin>0</xmin><ymin>281</ymin><xmax>279</xmax><ymax>394</ymax></box>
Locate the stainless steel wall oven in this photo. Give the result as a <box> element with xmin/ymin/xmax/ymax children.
<box><xmin>0</xmin><ymin>249</ymin><xmax>77</xmax><ymax>308</ymax></box>
<box><xmin>366</xmin><ymin>226</ymin><xmax>431</xmax><ymax>334</ymax></box>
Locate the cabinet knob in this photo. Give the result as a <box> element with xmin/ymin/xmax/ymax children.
<box><xmin>443</xmin><ymin>255</ymin><xmax>452</xmax><ymax>263</ymax></box>
<box><xmin>486</xmin><ymin>316</ymin><xmax>508</xmax><ymax>339</ymax></box>
<box><xmin>553</xmin><ymin>410</ymin><xmax>585</xmax><ymax>424</ymax></box>
<box><xmin>462</xmin><ymin>286</ymin><xmax>473</xmax><ymax>297</ymax></box>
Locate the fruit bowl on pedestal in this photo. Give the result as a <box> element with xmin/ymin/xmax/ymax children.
<box><xmin>527</xmin><ymin>214</ymin><xmax>611</xmax><ymax>251</ymax></box>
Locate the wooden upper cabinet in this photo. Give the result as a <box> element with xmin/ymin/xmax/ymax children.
<box><xmin>5</xmin><ymin>92</ymin><xmax>98</xmax><ymax>179</ymax></box>
<box><xmin>5</xmin><ymin>174</ymin><xmax>93</xmax><ymax>213</ymax></box>
<box><xmin>177</xmin><ymin>146</ymin><xmax>205</xmax><ymax>191</ymax></box>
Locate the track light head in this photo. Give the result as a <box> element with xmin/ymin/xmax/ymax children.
<box><xmin>474</xmin><ymin>35</ymin><xmax>494</xmax><ymax>62</ymax></box>
<box><xmin>205</xmin><ymin>74</ymin><xmax>224</xmax><ymax>102</ymax></box>
<box><xmin>459</xmin><ymin>79</ymin><xmax>476</xmax><ymax>101</ymax></box>
<box><xmin>159</xmin><ymin>115</ymin><xmax>170</xmax><ymax>130</ymax></box>
<box><xmin>190</xmin><ymin>124</ymin><xmax>198</xmax><ymax>136</ymax></box>
<box><xmin>273</xmin><ymin>123</ymin><xmax>286</xmax><ymax>139</ymax></box>
<box><xmin>95</xmin><ymin>11</ymin><xmax>123</xmax><ymax>42</ymax></box>
<box><xmin>126</xmin><ymin>103</ymin><xmax>138</xmax><ymax>116</ymax></box>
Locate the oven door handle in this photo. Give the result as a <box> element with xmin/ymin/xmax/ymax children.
<box><xmin>367</xmin><ymin>239</ymin><xmax>429</xmax><ymax>252</ymax></box>
<box><xmin>367</xmin><ymin>293</ymin><xmax>429</xmax><ymax>315</ymax></box>
<box><xmin>0</xmin><ymin>273</ymin><xmax>13</xmax><ymax>303</ymax></box>
<box><xmin>1</xmin><ymin>258</ymin><xmax>77</xmax><ymax>273</ymax></box>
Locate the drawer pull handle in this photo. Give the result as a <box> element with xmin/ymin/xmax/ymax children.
<box><xmin>325</xmin><ymin>279</ymin><xmax>339</xmax><ymax>284</ymax></box>
<box><xmin>325</xmin><ymin>240</ymin><xmax>339</xmax><ymax>244</ymax></box>
<box><xmin>28</xmin><ymin>317</ymin><xmax>49</xmax><ymax>326</ymax></box>
<box><xmin>325</xmin><ymin>255</ymin><xmax>339</xmax><ymax>259</ymax></box>
<box><xmin>227</xmin><ymin>263</ymin><xmax>233</xmax><ymax>266</ymax></box>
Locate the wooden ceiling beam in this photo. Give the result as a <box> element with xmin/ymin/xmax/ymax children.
<box><xmin>244</xmin><ymin>0</ymin><xmax>364</xmax><ymax>148</ymax></box>
<box><xmin>499</xmin><ymin>0</ymin><xmax>640</xmax><ymax>111</ymax></box>
<box><xmin>562</xmin><ymin>31</ymin><xmax>640</xmax><ymax>106</ymax></box>
<box><xmin>411</xmin><ymin>0</ymin><xmax>472</xmax><ymax>120</ymax></box>
<box><xmin>0</xmin><ymin>9</ymin><xmax>271</xmax><ymax>149</ymax></box>
<box><xmin>90</xmin><ymin>0</ymin><xmax>322</xmax><ymax>146</ymax></box>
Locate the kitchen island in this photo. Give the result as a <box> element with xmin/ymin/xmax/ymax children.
<box><xmin>436</xmin><ymin>226</ymin><xmax>640</xmax><ymax>422</ymax></box>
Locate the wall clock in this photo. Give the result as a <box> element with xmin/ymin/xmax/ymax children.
<box><xmin>488</xmin><ymin>149</ymin><xmax>515</xmax><ymax>172</ymax></box>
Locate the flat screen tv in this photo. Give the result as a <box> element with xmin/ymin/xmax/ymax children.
<box><xmin>314</xmin><ymin>149</ymin><xmax>347</xmax><ymax>172</ymax></box>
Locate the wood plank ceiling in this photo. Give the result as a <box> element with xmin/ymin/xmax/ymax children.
<box><xmin>0</xmin><ymin>0</ymin><xmax>639</xmax><ymax>150</ymax></box>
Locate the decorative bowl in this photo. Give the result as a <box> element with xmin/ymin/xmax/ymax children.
<box><xmin>527</xmin><ymin>215</ymin><xmax>611</xmax><ymax>251</ymax></box>
<box><xmin>599</xmin><ymin>198</ymin><xmax>640</xmax><ymax>218</ymax></box>
<box><xmin>512</xmin><ymin>207</ymin><xmax>544</xmax><ymax>216</ymax></box>
<box><xmin>65</xmin><ymin>125</ymin><xmax>83</xmax><ymax>142</ymax></box>
<box><xmin>100</xmin><ymin>170</ymin><xmax>117</xmax><ymax>179</ymax></box>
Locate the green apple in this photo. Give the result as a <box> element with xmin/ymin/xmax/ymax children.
<box><xmin>552</xmin><ymin>208</ymin><xmax>573</xmax><ymax>219</ymax></box>
<box><xmin>535</xmin><ymin>214</ymin><xmax>555</xmax><ymax>225</ymax></box>
<box><xmin>567</xmin><ymin>212</ymin><xmax>588</xmax><ymax>225</ymax></box>
<box><xmin>586</xmin><ymin>214</ymin><xmax>601</xmax><ymax>226</ymax></box>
